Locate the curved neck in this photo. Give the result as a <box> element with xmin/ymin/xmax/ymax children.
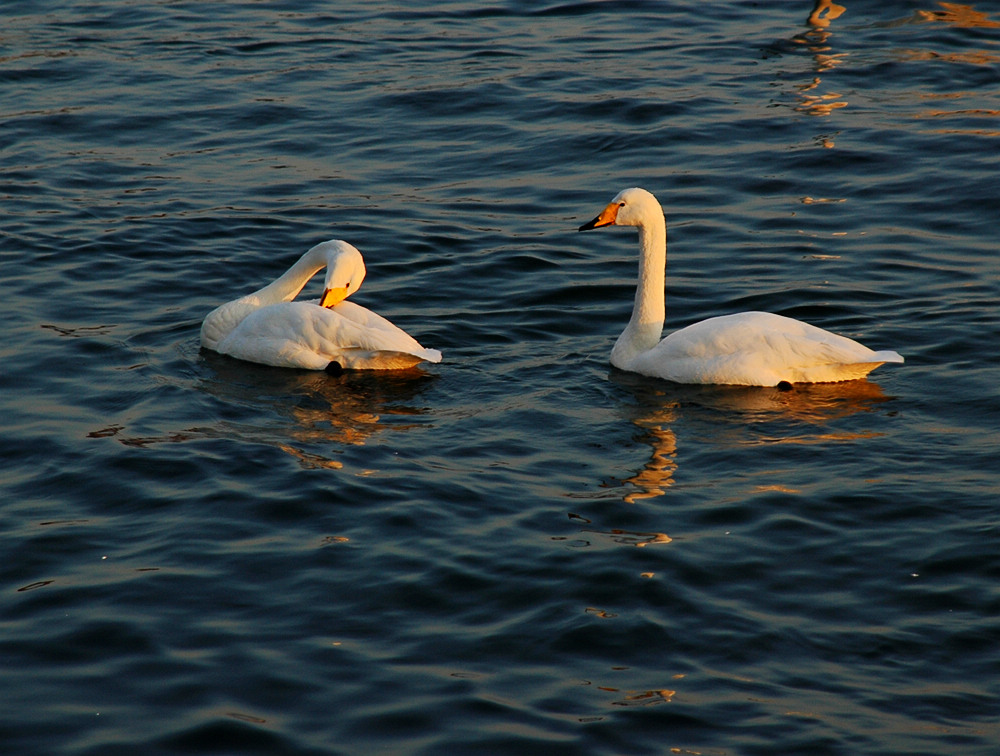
<box><xmin>254</xmin><ymin>247</ymin><xmax>326</xmax><ymax>305</ymax></box>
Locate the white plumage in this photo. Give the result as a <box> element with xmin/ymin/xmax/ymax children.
<box><xmin>200</xmin><ymin>240</ymin><xmax>441</xmax><ymax>371</ymax></box>
<box><xmin>579</xmin><ymin>188</ymin><xmax>902</xmax><ymax>386</ymax></box>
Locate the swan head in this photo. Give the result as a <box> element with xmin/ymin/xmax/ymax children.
<box><xmin>313</xmin><ymin>240</ymin><xmax>367</xmax><ymax>308</ymax></box>
<box><xmin>579</xmin><ymin>187</ymin><xmax>662</xmax><ymax>231</ymax></box>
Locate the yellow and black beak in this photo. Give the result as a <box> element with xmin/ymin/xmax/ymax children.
<box><xmin>578</xmin><ymin>202</ymin><xmax>620</xmax><ymax>231</ymax></box>
<box><xmin>320</xmin><ymin>286</ymin><xmax>349</xmax><ymax>308</ymax></box>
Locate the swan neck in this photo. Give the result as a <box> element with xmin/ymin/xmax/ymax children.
<box><xmin>200</xmin><ymin>245</ymin><xmax>329</xmax><ymax>350</ymax></box>
<box><xmin>612</xmin><ymin>214</ymin><xmax>667</xmax><ymax>366</ymax></box>
<box><xmin>632</xmin><ymin>218</ymin><xmax>666</xmax><ymax>330</ymax></box>
<box><xmin>256</xmin><ymin>247</ymin><xmax>326</xmax><ymax>304</ymax></box>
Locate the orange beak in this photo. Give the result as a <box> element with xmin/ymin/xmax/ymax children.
<box><xmin>579</xmin><ymin>202</ymin><xmax>620</xmax><ymax>231</ymax></box>
<box><xmin>320</xmin><ymin>286</ymin><xmax>349</xmax><ymax>308</ymax></box>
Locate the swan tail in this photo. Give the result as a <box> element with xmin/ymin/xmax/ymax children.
<box><xmin>870</xmin><ymin>349</ymin><xmax>904</xmax><ymax>364</ymax></box>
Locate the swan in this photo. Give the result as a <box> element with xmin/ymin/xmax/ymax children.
<box><xmin>579</xmin><ymin>188</ymin><xmax>902</xmax><ymax>386</ymax></box>
<box><xmin>200</xmin><ymin>239</ymin><xmax>442</xmax><ymax>371</ymax></box>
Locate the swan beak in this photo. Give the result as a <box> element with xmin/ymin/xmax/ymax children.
<box><xmin>320</xmin><ymin>286</ymin><xmax>349</xmax><ymax>308</ymax></box>
<box><xmin>578</xmin><ymin>202</ymin><xmax>620</xmax><ymax>231</ymax></box>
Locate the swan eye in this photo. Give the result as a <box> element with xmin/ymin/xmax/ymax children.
<box><xmin>618</xmin><ymin>202</ymin><xmax>626</xmax><ymax>208</ymax></box>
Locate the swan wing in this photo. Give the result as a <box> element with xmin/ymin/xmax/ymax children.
<box><xmin>200</xmin><ymin>295</ymin><xmax>266</xmax><ymax>351</ymax></box>
<box><xmin>632</xmin><ymin>312</ymin><xmax>902</xmax><ymax>385</ymax></box>
<box><xmin>214</xmin><ymin>301</ymin><xmax>441</xmax><ymax>370</ymax></box>
<box><xmin>322</xmin><ymin>300</ymin><xmax>443</xmax><ymax>368</ymax></box>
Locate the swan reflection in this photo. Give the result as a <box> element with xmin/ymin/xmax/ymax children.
<box><xmin>203</xmin><ymin>353</ymin><xmax>436</xmax><ymax>465</ymax></box>
<box><xmin>808</xmin><ymin>0</ymin><xmax>846</xmax><ymax>28</ymax></box>
<box><xmin>903</xmin><ymin>3</ymin><xmax>1000</xmax><ymax>73</ymax></box>
<box><xmin>609</xmin><ymin>371</ymin><xmax>897</xmax><ymax>503</ymax></box>
<box><xmin>618</xmin><ymin>402</ymin><xmax>679</xmax><ymax>504</ymax></box>
<box><xmin>916</xmin><ymin>2</ymin><xmax>1000</xmax><ymax>28</ymax></box>
<box><xmin>793</xmin><ymin>1</ymin><xmax>849</xmax><ymax>118</ymax></box>
<box><xmin>118</xmin><ymin>352</ymin><xmax>436</xmax><ymax>468</ymax></box>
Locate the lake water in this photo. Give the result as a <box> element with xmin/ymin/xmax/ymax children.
<box><xmin>2</xmin><ymin>1</ymin><xmax>999</xmax><ymax>754</ymax></box>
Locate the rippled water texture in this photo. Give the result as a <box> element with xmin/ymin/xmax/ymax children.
<box><xmin>2</xmin><ymin>2</ymin><xmax>999</xmax><ymax>755</ymax></box>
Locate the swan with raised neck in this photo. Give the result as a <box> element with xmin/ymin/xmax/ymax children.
<box><xmin>579</xmin><ymin>187</ymin><xmax>902</xmax><ymax>386</ymax></box>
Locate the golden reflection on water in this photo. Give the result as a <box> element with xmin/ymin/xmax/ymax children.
<box><xmin>916</xmin><ymin>2</ymin><xmax>1000</xmax><ymax>28</ymax></box>
<box><xmin>781</xmin><ymin>2</ymin><xmax>1000</xmax><ymax>138</ymax></box>
<box><xmin>212</xmin><ymin>365</ymin><xmax>435</xmax><ymax>469</ymax></box>
<box><xmin>795</xmin><ymin>79</ymin><xmax>848</xmax><ymax>118</ymax></box>
<box><xmin>886</xmin><ymin>2</ymin><xmax>1000</xmax><ymax>82</ymax></box>
<box><xmin>807</xmin><ymin>0</ymin><xmax>846</xmax><ymax>28</ymax></box>
<box><xmin>793</xmin><ymin>1</ymin><xmax>849</xmax><ymax>118</ymax></box>
<box><xmin>907</xmin><ymin>4</ymin><xmax>1000</xmax><ymax>136</ymax></box>
<box><xmin>583</xmin><ymin>675</ymin><xmax>683</xmax><ymax>708</ymax></box>
<box><xmin>915</xmin><ymin>94</ymin><xmax>1000</xmax><ymax>136</ymax></box>
<box><xmin>782</xmin><ymin>2</ymin><xmax>999</xmax><ymax>130</ymax></box>
<box><xmin>108</xmin><ymin>354</ymin><xmax>436</xmax><ymax>470</ymax></box>
<box><xmin>899</xmin><ymin>48</ymin><xmax>1000</xmax><ymax>66</ymax></box>
<box><xmin>611</xmin><ymin>374</ymin><xmax>897</xmax><ymax>503</ymax></box>
<box><xmin>623</xmin><ymin>405</ymin><xmax>679</xmax><ymax>504</ymax></box>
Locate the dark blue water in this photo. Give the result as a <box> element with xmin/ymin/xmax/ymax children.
<box><xmin>3</xmin><ymin>2</ymin><xmax>999</xmax><ymax>754</ymax></box>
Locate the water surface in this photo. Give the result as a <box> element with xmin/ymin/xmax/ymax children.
<box><xmin>2</xmin><ymin>2</ymin><xmax>999</xmax><ymax>754</ymax></box>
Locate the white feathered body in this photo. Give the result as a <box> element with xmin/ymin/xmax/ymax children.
<box><xmin>616</xmin><ymin>311</ymin><xmax>903</xmax><ymax>385</ymax></box>
<box><xmin>199</xmin><ymin>240</ymin><xmax>441</xmax><ymax>371</ymax></box>
<box><xmin>211</xmin><ymin>299</ymin><xmax>441</xmax><ymax>370</ymax></box>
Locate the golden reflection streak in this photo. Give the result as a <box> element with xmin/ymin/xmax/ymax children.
<box><xmin>614</xmin><ymin>689</ymin><xmax>676</xmax><ymax>705</ymax></box>
<box><xmin>899</xmin><ymin>48</ymin><xmax>1000</xmax><ymax>65</ymax></box>
<box><xmin>592</xmin><ymin>684</ymin><xmax>678</xmax><ymax>706</ymax></box>
<box><xmin>916</xmin><ymin>2</ymin><xmax>1000</xmax><ymax>28</ymax></box>
<box><xmin>901</xmin><ymin>2</ymin><xmax>1000</xmax><ymax>86</ymax></box>
<box><xmin>585</xmin><ymin>671</ymin><xmax>686</xmax><ymax>708</ymax></box>
<box><xmin>922</xmin><ymin>127</ymin><xmax>1000</xmax><ymax>136</ymax></box>
<box><xmin>808</xmin><ymin>0</ymin><xmax>846</xmax><ymax>28</ymax></box>
<box><xmin>914</xmin><ymin>103</ymin><xmax>1000</xmax><ymax>136</ymax></box>
<box><xmin>624</xmin><ymin>407</ymin><xmax>678</xmax><ymax>504</ymax></box>
<box><xmin>913</xmin><ymin>93</ymin><xmax>1000</xmax><ymax>136</ymax></box>
<box><xmin>784</xmin><ymin>2</ymin><xmax>850</xmax><ymax>119</ymax></box>
<box><xmin>902</xmin><ymin>4</ymin><xmax>1000</xmax><ymax>136</ymax></box>
<box><xmin>586</xmin><ymin>607</ymin><xmax>618</xmax><ymax>619</ymax></box>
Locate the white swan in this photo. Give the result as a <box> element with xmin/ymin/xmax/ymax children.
<box><xmin>579</xmin><ymin>188</ymin><xmax>902</xmax><ymax>386</ymax></box>
<box><xmin>200</xmin><ymin>239</ymin><xmax>442</xmax><ymax>371</ymax></box>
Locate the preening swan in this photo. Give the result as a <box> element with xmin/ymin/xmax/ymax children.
<box><xmin>579</xmin><ymin>188</ymin><xmax>902</xmax><ymax>386</ymax></box>
<box><xmin>200</xmin><ymin>239</ymin><xmax>442</xmax><ymax>371</ymax></box>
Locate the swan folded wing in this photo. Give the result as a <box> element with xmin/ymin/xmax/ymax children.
<box><xmin>215</xmin><ymin>301</ymin><xmax>440</xmax><ymax>370</ymax></box>
<box><xmin>200</xmin><ymin>296</ymin><xmax>263</xmax><ymax>351</ymax></box>
<box><xmin>330</xmin><ymin>300</ymin><xmax>442</xmax><ymax>364</ymax></box>
<box><xmin>639</xmin><ymin>312</ymin><xmax>902</xmax><ymax>385</ymax></box>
